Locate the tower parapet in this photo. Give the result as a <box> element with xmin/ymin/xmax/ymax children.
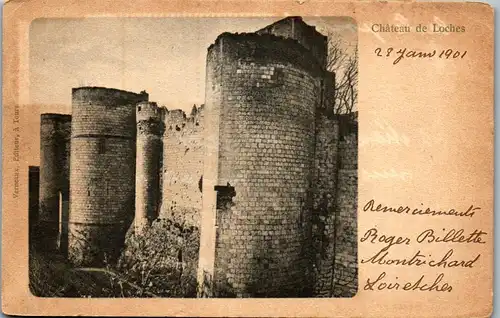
<box><xmin>137</xmin><ymin>100</ymin><xmax>164</xmax><ymax>122</ymax></box>
<box><xmin>256</xmin><ymin>16</ymin><xmax>328</xmax><ymax>70</ymax></box>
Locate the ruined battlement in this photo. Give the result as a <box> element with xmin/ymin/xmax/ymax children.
<box><xmin>137</xmin><ymin>101</ymin><xmax>164</xmax><ymax>122</ymax></box>
<box><xmin>41</xmin><ymin>113</ymin><xmax>72</xmax><ymax>122</ymax></box>
<box><xmin>207</xmin><ymin>31</ymin><xmax>324</xmax><ymax>77</ymax></box>
<box><xmin>72</xmin><ymin>87</ymin><xmax>149</xmax><ymax>107</ymax></box>
<box><xmin>137</xmin><ymin>102</ymin><xmax>165</xmax><ymax>136</ymax></box>
<box><xmin>165</xmin><ymin>108</ymin><xmax>186</xmax><ymax>122</ymax></box>
<box><xmin>256</xmin><ymin>16</ymin><xmax>328</xmax><ymax>69</ymax></box>
<box><xmin>40</xmin><ymin>114</ymin><xmax>72</xmax><ymax>140</ymax></box>
<box><xmin>164</xmin><ymin>105</ymin><xmax>204</xmax><ymax>132</ymax></box>
<box><xmin>71</xmin><ymin>87</ymin><xmax>148</xmax><ymax>138</ymax></box>
<box><xmin>160</xmin><ymin>104</ymin><xmax>205</xmax><ymax>227</ymax></box>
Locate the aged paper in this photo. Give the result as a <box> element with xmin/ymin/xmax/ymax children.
<box><xmin>2</xmin><ymin>0</ymin><xmax>494</xmax><ymax>317</ymax></box>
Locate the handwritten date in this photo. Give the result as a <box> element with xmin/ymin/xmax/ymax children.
<box><xmin>375</xmin><ymin>47</ymin><xmax>467</xmax><ymax>65</ymax></box>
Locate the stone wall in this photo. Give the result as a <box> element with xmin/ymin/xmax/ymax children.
<box><xmin>312</xmin><ymin>115</ymin><xmax>358</xmax><ymax>297</ymax></box>
<box><xmin>160</xmin><ymin>106</ymin><xmax>205</xmax><ymax>227</ymax></box>
<box><xmin>312</xmin><ymin>111</ymin><xmax>339</xmax><ymax>296</ymax></box>
<box><xmin>68</xmin><ymin>87</ymin><xmax>148</xmax><ymax>266</ymax></box>
<box><xmin>332</xmin><ymin>119</ymin><xmax>358</xmax><ymax>297</ymax></box>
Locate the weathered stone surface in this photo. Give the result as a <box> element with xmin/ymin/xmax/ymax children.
<box><xmin>160</xmin><ymin>106</ymin><xmax>205</xmax><ymax>227</ymax></box>
<box><xmin>68</xmin><ymin>87</ymin><xmax>148</xmax><ymax>266</ymax></box>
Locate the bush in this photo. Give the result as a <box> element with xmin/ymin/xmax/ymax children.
<box><xmin>29</xmin><ymin>217</ymin><xmax>201</xmax><ymax>298</ymax></box>
<box><xmin>117</xmin><ymin>218</ymin><xmax>200</xmax><ymax>297</ymax></box>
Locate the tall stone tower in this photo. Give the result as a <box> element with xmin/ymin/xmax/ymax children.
<box><xmin>199</xmin><ymin>17</ymin><xmax>330</xmax><ymax>297</ymax></box>
<box><xmin>39</xmin><ymin>113</ymin><xmax>71</xmax><ymax>252</ymax></box>
<box><xmin>135</xmin><ymin>101</ymin><xmax>164</xmax><ymax>234</ymax></box>
<box><xmin>29</xmin><ymin>166</ymin><xmax>40</xmax><ymax>238</ymax></box>
<box><xmin>68</xmin><ymin>87</ymin><xmax>148</xmax><ymax>266</ymax></box>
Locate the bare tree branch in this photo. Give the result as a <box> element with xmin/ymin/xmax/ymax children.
<box><xmin>326</xmin><ymin>33</ymin><xmax>358</xmax><ymax>115</ymax></box>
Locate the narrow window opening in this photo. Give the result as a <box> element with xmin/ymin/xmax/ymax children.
<box><xmin>320</xmin><ymin>79</ymin><xmax>325</xmax><ymax>107</ymax></box>
<box><xmin>58</xmin><ymin>191</ymin><xmax>63</xmax><ymax>243</ymax></box>
<box><xmin>98</xmin><ymin>138</ymin><xmax>106</xmax><ymax>154</ymax></box>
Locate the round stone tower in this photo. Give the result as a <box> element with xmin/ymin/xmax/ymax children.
<box><xmin>68</xmin><ymin>87</ymin><xmax>148</xmax><ymax>266</ymax></box>
<box><xmin>39</xmin><ymin>113</ymin><xmax>71</xmax><ymax>251</ymax></box>
<box><xmin>200</xmin><ymin>32</ymin><xmax>324</xmax><ymax>297</ymax></box>
<box><xmin>135</xmin><ymin>101</ymin><xmax>164</xmax><ymax>234</ymax></box>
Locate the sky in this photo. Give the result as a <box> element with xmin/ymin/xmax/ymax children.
<box><xmin>29</xmin><ymin>16</ymin><xmax>357</xmax><ymax>113</ymax></box>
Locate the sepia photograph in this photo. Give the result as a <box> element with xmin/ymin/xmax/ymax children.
<box><xmin>3</xmin><ymin>1</ymin><xmax>493</xmax><ymax>317</ymax></box>
<box><xmin>27</xmin><ymin>16</ymin><xmax>359</xmax><ymax>298</ymax></box>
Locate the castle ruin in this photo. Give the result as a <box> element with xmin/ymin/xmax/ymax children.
<box><xmin>29</xmin><ymin>17</ymin><xmax>358</xmax><ymax>297</ymax></box>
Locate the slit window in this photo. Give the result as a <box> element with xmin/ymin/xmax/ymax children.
<box><xmin>98</xmin><ymin>138</ymin><xmax>106</xmax><ymax>154</ymax></box>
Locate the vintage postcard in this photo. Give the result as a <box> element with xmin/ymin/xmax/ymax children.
<box><xmin>1</xmin><ymin>0</ymin><xmax>494</xmax><ymax>317</ymax></box>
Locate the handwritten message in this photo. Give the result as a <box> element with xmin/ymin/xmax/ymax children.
<box><xmin>361</xmin><ymin>199</ymin><xmax>486</xmax><ymax>292</ymax></box>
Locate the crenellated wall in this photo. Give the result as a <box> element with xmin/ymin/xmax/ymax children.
<box><xmin>160</xmin><ymin>106</ymin><xmax>205</xmax><ymax>227</ymax></box>
<box><xmin>256</xmin><ymin>16</ymin><xmax>328</xmax><ymax>69</ymax></box>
